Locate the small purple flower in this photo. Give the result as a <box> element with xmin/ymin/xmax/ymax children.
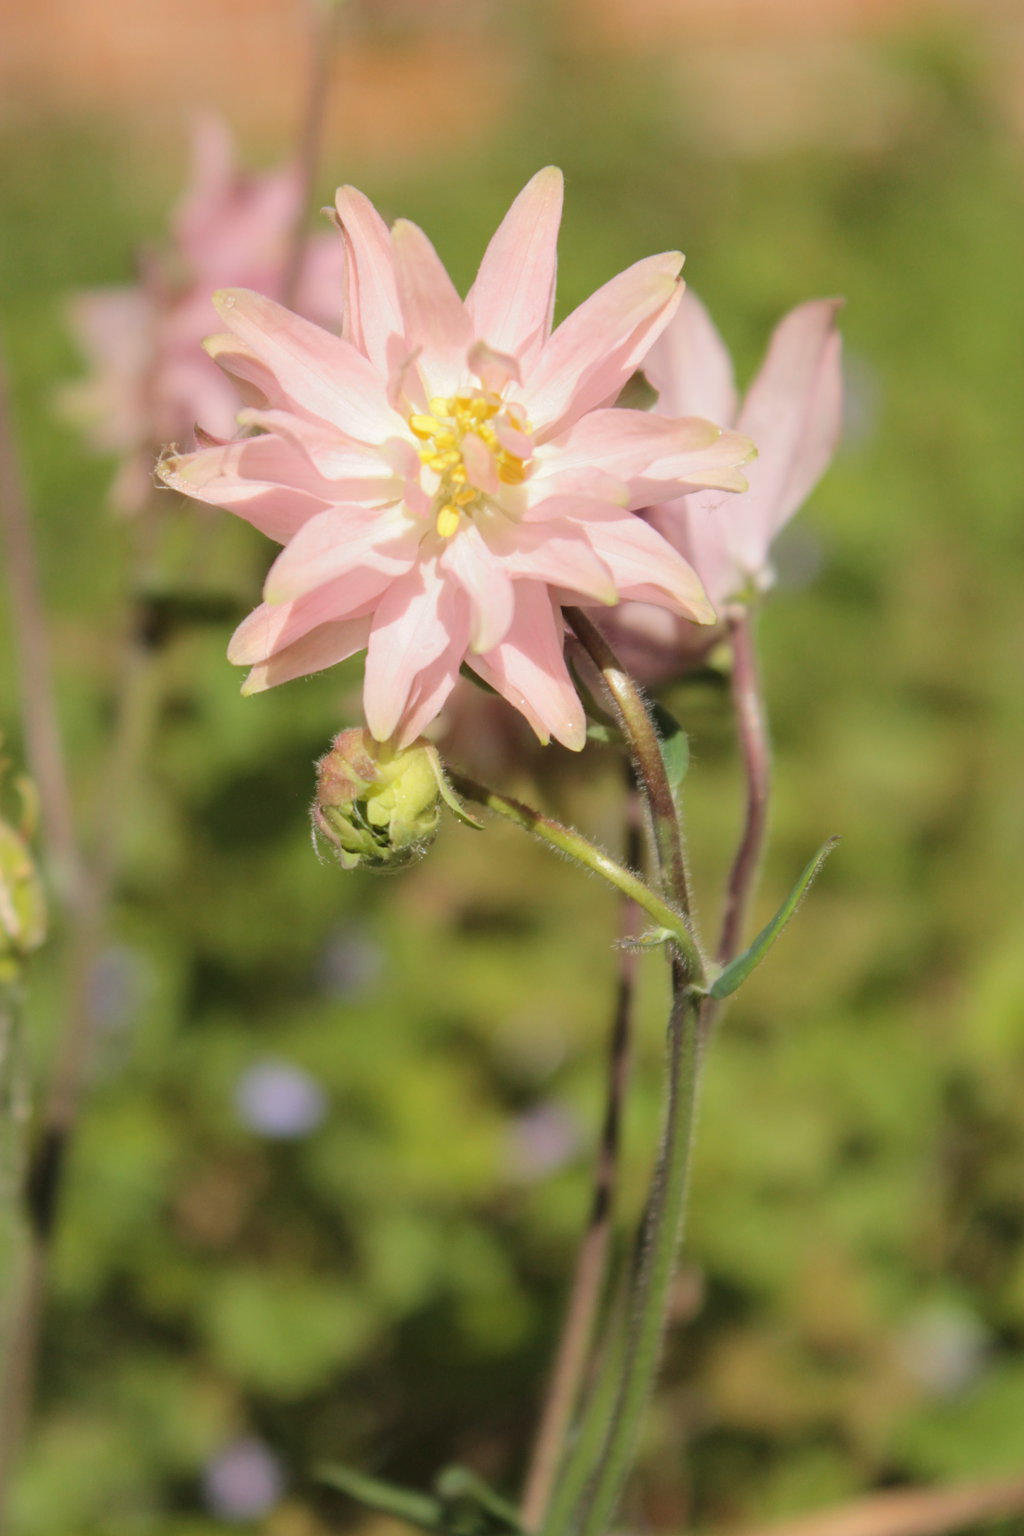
<box><xmin>508</xmin><ymin>1103</ymin><xmax>581</xmax><ymax>1180</ymax></box>
<box><xmin>202</xmin><ymin>1437</ymin><xmax>283</xmax><ymax>1520</ymax></box>
<box><xmin>234</xmin><ymin>1059</ymin><xmax>327</xmax><ymax>1140</ymax></box>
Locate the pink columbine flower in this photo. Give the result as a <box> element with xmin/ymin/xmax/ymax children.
<box><xmin>159</xmin><ymin>169</ymin><xmax>755</xmax><ymax>750</ymax></box>
<box><xmin>607</xmin><ymin>290</ymin><xmax>843</xmax><ymax>676</ymax></box>
<box><xmin>60</xmin><ymin>116</ymin><xmax>343</xmax><ymax>513</ymax></box>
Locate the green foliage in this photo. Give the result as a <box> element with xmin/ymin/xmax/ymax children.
<box><xmin>3</xmin><ymin>15</ymin><xmax>1024</xmax><ymax>1534</ymax></box>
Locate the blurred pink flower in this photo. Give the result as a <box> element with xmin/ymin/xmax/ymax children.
<box><xmin>160</xmin><ymin>169</ymin><xmax>754</xmax><ymax>749</ymax></box>
<box><xmin>60</xmin><ymin>116</ymin><xmax>343</xmax><ymax>512</ymax></box>
<box><xmin>608</xmin><ymin>291</ymin><xmax>843</xmax><ymax>677</ymax></box>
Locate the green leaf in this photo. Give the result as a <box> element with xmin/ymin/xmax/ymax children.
<box><xmin>317</xmin><ymin>1462</ymin><xmax>443</xmax><ymax>1531</ymax></box>
<box><xmin>435</xmin><ymin>1466</ymin><xmax>522</xmax><ymax>1532</ymax></box>
<box><xmin>585</xmin><ymin>721</ymin><xmax>620</xmax><ymax>745</ymax></box>
<box><xmin>651</xmin><ymin>701</ymin><xmax>689</xmax><ymax>794</ymax></box>
<box><xmin>709</xmin><ymin>836</ymin><xmax>840</xmax><ymax>1000</ymax></box>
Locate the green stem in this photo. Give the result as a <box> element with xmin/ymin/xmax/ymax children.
<box><xmin>570</xmin><ymin>971</ymin><xmax>705</xmax><ymax>1536</ymax></box>
<box><xmin>564</xmin><ymin>610</ymin><xmax>694</xmax><ymax>925</ymax></box>
<box><xmin>447</xmin><ymin>774</ymin><xmax>701</xmax><ymax>978</ymax></box>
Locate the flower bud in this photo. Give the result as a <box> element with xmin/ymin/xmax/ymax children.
<box><xmin>0</xmin><ymin>773</ymin><xmax>47</xmax><ymax>980</ymax></box>
<box><xmin>312</xmin><ymin>730</ymin><xmax>444</xmax><ymax>870</ymax></box>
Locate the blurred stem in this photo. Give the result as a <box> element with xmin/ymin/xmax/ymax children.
<box><xmin>520</xmin><ymin>776</ymin><xmax>643</xmax><ymax>1531</ymax></box>
<box><xmin>0</xmin><ymin>506</ymin><xmax>168</xmax><ymax>1520</ymax></box>
<box><xmin>716</xmin><ymin>605</ymin><xmax>771</xmax><ymax>970</ymax></box>
<box><xmin>281</xmin><ymin>0</ymin><xmax>344</xmax><ymax>308</ymax></box>
<box><xmin>564</xmin><ymin>610</ymin><xmax>694</xmax><ymax>928</ymax></box>
<box><xmin>447</xmin><ymin>774</ymin><xmax>701</xmax><ymax>977</ymax></box>
<box><xmin>720</xmin><ymin>1470</ymin><xmax>1024</xmax><ymax>1536</ymax></box>
<box><xmin>0</xmin><ymin>341</ymin><xmax>83</xmax><ymax>905</ymax></box>
<box><xmin>568</xmin><ymin>965</ymin><xmax>705</xmax><ymax>1536</ymax></box>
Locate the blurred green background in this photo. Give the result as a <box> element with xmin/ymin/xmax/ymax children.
<box><xmin>3</xmin><ymin>1</ymin><xmax>1024</xmax><ymax>1531</ymax></box>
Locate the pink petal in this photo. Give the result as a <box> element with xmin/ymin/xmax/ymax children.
<box><xmin>440</xmin><ymin>524</ymin><xmax>516</xmax><ymax>654</ymax></box>
<box><xmin>734</xmin><ymin>298</ymin><xmax>844</xmax><ymax>549</ymax></box>
<box><xmin>158</xmin><ymin>438</ymin><xmax>330</xmax><ymax>542</ymax></box>
<box><xmin>213</xmin><ymin>289</ymin><xmax>401</xmax><ymax>442</ymax></box>
<box><xmin>523</xmin><ymin>252</ymin><xmax>684</xmax><ymax>439</ymax></box>
<box><xmin>466</xmin><ymin>167</ymin><xmax>563</xmax><ymax>367</ymax></box>
<box><xmin>390</xmin><ymin>219</ymin><xmax>472</xmax><ymax>398</ymax></box>
<box><xmin>642</xmin><ymin>288</ymin><xmax>738</xmax><ymax>424</ymax></box>
<box><xmin>242</xmin><ymin>615</ymin><xmax>372</xmax><ymax>694</ymax></box>
<box><xmin>541</xmin><ymin>409</ymin><xmax>721</xmax><ymax>478</ymax></box>
<box><xmin>494</xmin><ymin>519</ymin><xmax>618</xmax><ymax>603</ymax></box>
<box><xmin>203</xmin><ymin>333</ymin><xmax>288</xmax><ymax>411</ymax></box>
<box><xmin>263</xmin><ymin>505</ymin><xmax>417</xmax><ymax>603</ymax></box>
<box><xmin>228</xmin><ymin>577</ymin><xmax>386</xmax><ymax>663</ymax></box>
<box><xmin>237</xmin><ymin>407</ymin><xmax>402</xmax><ymax>496</ymax></box>
<box><xmin>394</xmin><ymin>651</ymin><xmax>463</xmax><ymax>748</ymax></box>
<box><xmin>468</xmin><ymin>585</ymin><xmax>586</xmax><ymax>750</ymax></box>
<box><xmin>334</xmin><ymin>185</ymin><xmax>403</xmax><ymax>374</ymax></box>
<box><xmin>581</xmin><ymin>510</ymin><xmax>715</xmax><ymax>623</ymax></box>
<box><xmin>362</xmin><ymin>560</ymin><xmax>470</xmax><ymax>743</ymax></box>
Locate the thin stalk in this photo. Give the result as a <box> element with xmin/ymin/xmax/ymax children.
<box><xmin>447</xmin><ymin>774</ymin><xmax>701</xmax><ymax>978</ymax></box>
<box><xmin>281</xmin><ymin>0</ymin><xmax>344</xmax><ymax>308</ymax></box>
<box><xmin>564</xmin><ymin>610</ymin><xmax>693</xmax><ymax>925</ymax></box>
<box><xmin>520</xmin><ymin>784</ymin><xmax>643</xmax><ymax>1531</ymax></box>
<box><xmin>0</xmin><ymin>344</ymin><xmax>82</xmax><ymax>904</ymax></box>
<box><xmin>722</xmin><ymin>1470</ymin><xmax>1024</xmax><ymax>1536</ymax></box>
<box><xmin>716</xmin><ymin>606</ymin><xmax>771</xmax><ymax>969</ymax></box>
<box><xmin>570</xmin><ymin>968</ymin><xmax>705</xmax><ymax>1536</ymax></box>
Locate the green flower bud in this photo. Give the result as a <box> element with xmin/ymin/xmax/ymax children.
<box><xmin>312</xmin><ymin>730</ymin><xmax>445</xmax><ymax>870</ymax></box>
<box><xmin>0</xmin><ymin>770</ymin><xmax>47</xmax><ymax>981</ymax></box>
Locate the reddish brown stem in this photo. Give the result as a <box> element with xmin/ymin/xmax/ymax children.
<box><xmin>716</xmin><ymin>606</ymin><xmax>771</xmax><ymax>968</ymax></box>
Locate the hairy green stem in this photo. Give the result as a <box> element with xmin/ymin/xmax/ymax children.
<box><xmin>564</xmin><ymin>610</ymin><xmax>694</xmax><ymax>926</ymax></box>
<box><xmin>447</xmin><ymin>774</ymin><xmax>701</xmax><ymax>977</ymax></box>
<box><xmin>520</xmin><ymin>784</ymin><xmax>642</xmax><ymax>1531</ymax></box>
<box><xmin>571</xmin><ymin>969</ymin><xmax>705</xmax><ymax>1536</ymax></box>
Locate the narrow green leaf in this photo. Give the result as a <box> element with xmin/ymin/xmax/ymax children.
<box><xmin>651</xmin><ymin>701</ymin><xmax>689</xmax><ymax>794</ymax></box>
<box><xmin>316</xmin><ymin>1462</ymin><xmax>443</xmax><ymax>1530</ymax></box>
<box><xmin>435</xmin><ymin>1466</ymin><xmax>522</xmax><ymax>1531</ymax></box>
<box><xmin>585</xmin><ymin>721</ymin><xmax>620</xmax><ymax>745</ymax></box>
<box><xmin>709</xmin><ymin>836</ymin><xmax>840</xmax><ymax>1000</ymax></box>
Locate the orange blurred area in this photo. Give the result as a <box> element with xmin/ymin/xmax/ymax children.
<box><xmin>3</xmin><ymin>0</ymin><xmax>1022</xmax><ymax>166</ymax></box>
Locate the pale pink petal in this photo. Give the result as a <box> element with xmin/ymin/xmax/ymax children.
<box><xmin>394</xmin><ymin>651</ymin><xmax>464</xmax><ymax>748</ymax></box>
<box><xmin>228</xmin><ymin>578</ymin><xmax>386</xmax><ymax>663</ymax></box>
<box><xmin>642</xmin><ymin>288</ymin><xmax>738</xmax><ymax>424</ymax></box>
<box><xmin>460</xmin><ymin>431</ymin><xmax>502</xmax><ymax>497</ymax></box>
<box><xmin>466</xmin><ymin>168</ymin><xmax>563</xmax><ymax>367</ymax></box>
<box><xmin>522</xmin><ymin>472</ymin><xmax>629</xmax><ymax>516</ymax></box>
<box><xmin>263</xmin><ymin>505</ymin><xmax>417</xmax><ymax>603</ymax></box>
<box><xmin>467</xmin><ymin>340</ymin><xmax>521</xmax><ymax>395</ymax></box>
<box><xmin>362</xmin><ymin>561</ymin><xmax>470</xmax><ymax>742</ymax></box>
<box><xmin>650</xmin><ymin>489</ymin><xmax>740</xmax><ymax>608</ymax></box>
<box><xmin>294</xmin><ymin>230</ymin><xmax>346</xmax><ymax>330</ymax></box>
<box><xmin>440</xmin><ymin>523</ymin><xmax>516</xmax><ymax>654</ymax></box>
<box><xmin>581</xmin><ymin>510</ymin><xmax>715</xmax><ymax>623</ymax></box>
<box><xmin>203</xmin><ymin>333</ymin><xmax>288</xmax><ymax>411</ymax></box>
<box><xmin>334</xmin><ymin>185</ymin><xmax>403</xmax><ymax>373</ymax></box>
<box><xmin>540</xmin><ymin>409</ymin><xmax>721</xmax><ymax>478</ymax></box>
<box><xmin>523</xmin><ymin>252</ymin><xmax>684</xmax><ymax>439</ymax></box>
<box><xmin>390</xmin><ymin>220</ymin><xmax>472</xmax><ymax>398</ymax></box>
<box><xmin>493</xmin><ymin>520</ymin><xmax>617</xmax><ymax>603</ymax></box>
<box><xmin>158</xmin><ymin>438</ymin><xmax>330</xmax><ymax>542</ymax></box>
<box><xmin>734</xmin><ymin>298</ymin><xmax>844</xmax><ymax>550</ymax></box>
<box><xmin>469</xmin><ymin>586</ymin><xmax>586</xmax><ymax>750</ymax></box>
<box><xmin>242</xmin><ymin>615</ymin><xmax>372</xmax><ymax>694</ymax></box>
<box><xmin>213</xmin><ymin>289</ymin><xmax>402</xmax><ymax>441</ymax></box>
<box><xmin>237</xmin><ymin>408</ymin><xmax>403</xmax><ymax>497</ymax></box>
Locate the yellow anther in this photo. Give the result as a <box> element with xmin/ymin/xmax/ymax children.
<box><xmin>454</xmin><ymin>486</ymin><xmax>476</xmax><ymax>505</ymax></box>
<box><xmin>409</xmin><ymin>413</ymin><xmax>441</xmax><ymax>438</ymax></box>
<box><xmin>449</xmin><ymin>465</ymin><xmax>468</xmax><ymax>485</ymax></box>
<box><xmin>498</xmin><ymin>458</ymin><xmax>527</xmax><ymax>485</ymax></box>
<box><xmin>428</xmin><ymin>397</ymin><xmax>452</xmax><ymax>417</ymax></box>
<box><xmin>436</xmin><ymin>504</ymin><xmax>461</xmax><ymax>539</ymax></box>
<box><xmin>432</xmin><ymin>429</ymin><xmax>457</xmax><ymax>450</ymax></box>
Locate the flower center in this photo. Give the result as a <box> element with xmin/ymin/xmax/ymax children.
<box><xmin>408</xmin><ymin>391</ymin><xmax>532</xmax><ymax>539</ymax></box>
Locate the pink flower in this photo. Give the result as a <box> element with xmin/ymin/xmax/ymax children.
<box><xmin>60</xmin><ymin>116</ymin><xmax>343</xmax><ymax>512</ymax></box>
<box><xmin>608</xmin><ymin>291</ymin><xmax>843</xmax><ymax>677</ymax></box>
<box><xmin>160</xmin><ymin>169</ymin><xmax>754</xmax><ymax>750</ymax></box>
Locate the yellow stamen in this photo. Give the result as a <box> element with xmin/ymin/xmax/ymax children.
<box><xmin>436</xmin><ymin>504</ymin><xmax>461</xmax><ymax>539</ymax></box>
<box><xmin>409</xmin><ymin>413</ymin><xmax>440</xmax><ymax>439</ymax></box>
